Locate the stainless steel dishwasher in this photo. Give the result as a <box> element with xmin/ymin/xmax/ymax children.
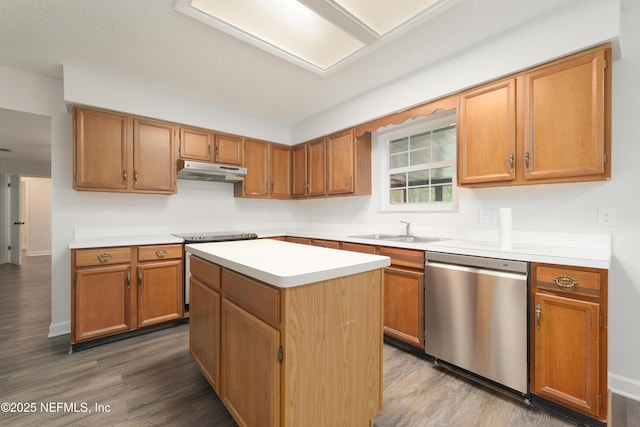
<box><xmin>424</xmin><ymin>252</ymin><xmax>529</xmax><ymax>394</ymax></box>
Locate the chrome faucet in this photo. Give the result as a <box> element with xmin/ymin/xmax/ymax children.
<box><xmin>400</xmin><ymin>221</ymin><xmax>411</xmax><ymax>236</ymax></box>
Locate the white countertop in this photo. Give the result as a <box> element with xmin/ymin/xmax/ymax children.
<box><xmin>186</xmin><ymin>239</ymin><xmax>391</xmax><ymax>288</ymax></box>
<box><xmin>69</xmin><ymin>234</ymin><xmax>183</xmax><ymax>249</ymax></box>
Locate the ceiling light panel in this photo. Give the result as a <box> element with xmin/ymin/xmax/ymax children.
<box><xmin>183</xmin><ymin>0</ymin><xmax>364</xmax><ymax>71</ymax></box>
<box><xmin>333</xmin><ymin>0</ymin><xmax>442</xmax><ymax>35</ymax></box>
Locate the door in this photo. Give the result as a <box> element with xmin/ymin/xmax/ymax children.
<box><xmin>9</xmin><ymin>174</ymin><xmax>22</xmax><ymax>265</ymax></box>
<box><xmin>242</xmin><ymin>139</ymin><xmax>269</xmax><ymax>197</ymax></box>
<box><xmin>326</xmin><ymin>129</ymin><xmax>355</xmax><ymax>195</ymax></box>
<box><xmin>270</xmin><ymin>144</ymin><xmax>291</xmax><ymax>198</ymax></box>
<box><xmin>137</xmin><ymin>260</ymin><xmax>183</xmax><ymax>327</ymax></box>
<box><xmin>133</xmin><ymin>118</ymin><xmax>177</xmax><ymax>193</ymax></box>
<box><xmin>532</xmin><ymin>292</ymin><xmax>600</xmax><ymax>417</ymax></box>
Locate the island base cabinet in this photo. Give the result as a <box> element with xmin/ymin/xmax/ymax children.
<box><xmin>222</xmin><ymin>300</ymin><xmax>280</xmax><ymax>427</ymax></box>
<box><xmin>189</xmin><ymin>277</ymin><xmax>221</xmax><ymax>394</ymax></box>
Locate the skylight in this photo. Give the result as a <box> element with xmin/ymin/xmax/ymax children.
<box><xmin>175</xmin><ymin>0</ymin><xmax>456</xmax><ymax>75</ymax></box>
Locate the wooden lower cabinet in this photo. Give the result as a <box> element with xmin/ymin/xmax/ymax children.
<box><xmin>222</xmin><ymin>299</ymin><xmax>280</xmax><ymax>427</ymax></box>
<box><xmin>189</xmin><ymin>256</ymin><xmax>383</xmax><ymax>427</ymax></box>
<box><xmin>383</xmin><ymin>266</ymin><xmax>424</xmax><ymax>349</ymax></box>
<box><xmin>137</xmin><ymin>259</ymin><xmax>183</xmax><ymax>327</ymax></box>
<box><xmin>71</xmin><ymin>244</ymin><xmax>184</xmax><ymax>345</ymax></box>
<box><xmin>73</xmin><ymin>263</ymin><xmax>133</xmax><ymax>342</ymax></box>
<box><xmin>379</xmin><ymin>247</ymin><xmax>425</xmax><ymax>349</ymax></box>
<box><xmin>530</xmin><ymin>263</ymin><xmax>607</xmax><ymax>421</ymax></box>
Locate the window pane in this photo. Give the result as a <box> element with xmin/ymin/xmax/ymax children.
<box><xmin>432</xmin><ymin>125</ymin><xmax>456</xmax><ymax>145</ymax></box>
<box><xmin>431</xmin><ymin>184</ymin><xmax>453</xmax><ymax>202</ymax></box>
<box><xmin>409</xmin><ymin>148</ymin><xmax>429</xmax><ymax>166</ymax></box>
<box><xmin>390</xmin><ymin>189</ymin><xmax>406</xmax><ymax>204</ymax></box>
<box><xmin>409</xmin><ymin>132</ymin><xmax>430</xmax><ymax>150</ymax></box>
<box><xmin>432</xmin><ymin>126</ymin><xmax>456</xmax><ymax>161</ymax></box>
<box><xmin>408</xmin><ymin>187</ymin><xmax>430</xmax><ymax>203</ymax></box>
<box><xmin>389</xmin><ymin>138</ymin><xmax>408</xmax><ymax>154</ymax></box>
<box><xmin>430</xmin><ymin>166</ymin><xmax>453</xmax><ymax>184</ymax></box>
<box><xmin>390</xmin><ymin>173</ymin><xmax>406</xmax><ymax>188</ymax></box>
<box><xmin>408</xmin><ymin>170</ymin><xmax>429</xmax><ymax>187</ymax></box>
<box><xmin>389</xmin><ymin>152</ymin><xmax>408</xmax><ymax>169</ymax></box>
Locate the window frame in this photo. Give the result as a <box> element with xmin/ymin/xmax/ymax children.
<box><xmin>377</xmin><ymin>111</ymin><xmax>458</xmax><ymax>212</ymax></box>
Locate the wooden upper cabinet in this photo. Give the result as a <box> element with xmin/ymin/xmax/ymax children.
<box><xmin>133</xmin><ymin>118</ymin><xmax>177</xmax><ymax>194</ymax></box>
<box><xmin>458</xmin><ymin>44</ymin><xmax>611</xmax><ymax>187</ymax></box>
<box><xmin>326</xmin><ymin>129</ymin><xmax>355</xmax><ymax>195</ymax></box>
<box><xmin>241</xmin><ymin>139</ymin><xmax>269</xmax><ymax>197</ymax></box>
<box><xmin>291</xmin><ymin>144</ymin><xmax>308</xmax><ymax>198</ymax></box>
<box><xmin>523</xmin><ymin>48</ymin><xmax>607</xmax><ymax>181</ymax></box>
<box><xmin>307</xmin><ymin>137</ymin><xmax>326</xmax><ymax>197</ymax></box>
<box><xmin>74</xmin><ymin>107</ymin><xmax>130</xmax><ymax>191</ymax></box>
<box><xmin>179</xmin><ymin>127</ymin><xmax>212</xmax><ymax>161</ymax></box>
<box><xmin>270</xmin><ymin>144</ymin><xmax>291</xmax><ymax>198</ymax></box>
<box><xmin>458</xmin><ymin>78</ymin><xmax>516</xmax><ymax>185</ymax></box>
<box><xmin>74</xmin><ymin>107</ymin><xmax>176</xmax><ymax>194</ymax></box>
<box><xmin>215</xmin><ymin>134</ymin><xmax>243</xmax><ymax>165</ymax></box>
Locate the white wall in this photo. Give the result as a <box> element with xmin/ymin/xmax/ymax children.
<box><xmin>292</xmin><ymin>0</ymin><xmax>640</xmax><ymax>401</ymax></box>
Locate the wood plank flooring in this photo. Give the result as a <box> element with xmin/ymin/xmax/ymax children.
<box><xmin>0</xmin><ymin>255</ymin><xmax>630</xmax><ymax>426</ymax></box>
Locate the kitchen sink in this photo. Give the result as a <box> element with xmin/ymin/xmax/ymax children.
<box><xmin>350</xmin><ymin>234</ymin><xmax>445</xmax><ymax>243</ymax></box>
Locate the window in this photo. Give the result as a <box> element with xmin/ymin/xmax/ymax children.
<box><xmin>378</xmin><ymin>111</ymin><xmax>457</xmax><ymax>212</ymax></box>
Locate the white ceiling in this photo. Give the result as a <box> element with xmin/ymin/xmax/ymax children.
<box><xmin>0</xmin><ymin>0</ymin><xmax>584</xmax><ymax>163</ymax></box>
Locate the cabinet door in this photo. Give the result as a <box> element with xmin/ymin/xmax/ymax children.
<box><xmin>307</xmin><ymin>138</ymin><xmax>326</xmax><ymax>197</ymax></box>
<box><xmin>179</xmin><ymin>127</ymin><xmax>212</xmax><ymax>161</ymax></box>
<box><xmin>215</xmin><ymin>134</ymin><xmax>243</xmax><ymax>165</ymax></box>
<box><xmin>326</xmin><ymin>129</ymin><xmax>355</xmax><ymax>195</ymax></box>
<box><xmin>137</xmin><ymin>260</ymin><xmax>183</xmax><ymax>328</ymax></box>
<box><xmin>189</xmin><ymin>277</ymin><xmax>221</xmax><ymax>394</ymax></box>
<box><xmin>383</xmin><ymin>266</ymin><xmax>424</xmax><ymax>349</ymax></box>
<box><xmin>133</xmin><ymin>118</ymin><xmax>177</xmax><ymax>194</ymax></box>
<box><xmin>73</xmin><ymin>264</ymin><xmax>132</xmax><ymax>342</ymax></box>
<box><xmin>242</xmin><ymin>139</ymin><xmax>269</xmax><ymax>197</ymax></box>
<box><xmin>270</xmin><ymin>144</ymin><xmax>291</xmax><ymax>198</ymax></box>
<box><xmin>532</xmin><ymin>292</ymin><xmax>600</xmax><ymax>417</ymax></box>
<box><xmin>458</xmin><ymin>78</ymin><xmax>516</xmax><ymax>185</ymax></box>
<box><xmin>523</xmin><ymin>49</ymin><xmax>606</xmax><ymax>181</ymax></box>
<box><xmin>74</xmin><ymin>108</ymin><xmax>130</xmax><ymax>191</ymax></box>
<box><xmin>291</xmin><ymin>144</ymin><xmax>308</xmax><ymax>197</ymax></box>
<box><xmin>222</xmin><ymin>299</ymin><xmax>280</xmax><ymax>427</ymax></box>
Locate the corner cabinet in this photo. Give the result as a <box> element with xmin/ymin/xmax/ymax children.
<box><xmin>458</xmin><ymin>45</ymin><xmax>611</xmax><ymax>187</ymax></box>
<box><xmin>74</xmin><ymin>107</ymin><xmax>177</xmax><ymax>194</ymax></box>
<box><xmin>530</xmin><ymin>263</ymin><xmax>608</xmax><ymax>421</ymax></box>
<box><xmin>291</xmin><ymin>129</ymin><xmax>371</xmax><ymax>199</ymax></box>
<box><xmin>189</xmin><ymin>256</ymin><xmax>383</xmax><ymax>427</ymax></box>
<box><xmin>71</xmin><ymin>244</ymin><xmax>184</xmax><ymax>347</ymax></box>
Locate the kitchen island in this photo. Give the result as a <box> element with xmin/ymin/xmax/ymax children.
<box><xmin>186</xmin><ymin>239</ymin><xmax>390</xmax><ymax>427</ymax></box>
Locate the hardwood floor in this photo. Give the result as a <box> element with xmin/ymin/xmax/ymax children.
<box><xmin>0</xmin><ymin>255</ymin><xmax>624</xmax><ymax>426</ymax></box>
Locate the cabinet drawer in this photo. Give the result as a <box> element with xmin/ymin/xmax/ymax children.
<box><xmin>222</xmin><ymin>268</ymin><xmax>280</xmax><ymax>327</ymax></box>
<box><xmin>190</xmin><ymin>256</ymin><xmax>221</xmax><ymax>290</ymax></box>
<box><xmin>532</xmin><ymin>263</ymin><xmax>602</xmax><ymax>298</ymax></box>
<box><xmin>74</xmin><ymin>247</ymin><xmax>131</xmax><ymax>267</ymax></box>
<box><xmin>310</xmin><ymin>239</ymin><xmax>341</xmax><ymax>249</ymax></box>
<box><xmin>138</xmin><ymin>244</ymin><xmax>182</xmax><ymax>261</ymax></box>
<box><xmin>341</xmin><ymin>242</ymin><xmax>377</xmax><ymax>254</ymax></box>
<box><xmin>379</xmin><ymin>247</ymin><xmax>424</xmax><ymax>269</ymax></box>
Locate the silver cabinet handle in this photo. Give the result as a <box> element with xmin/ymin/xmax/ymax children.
<box><xmin>554</xmin><ymin>274</ymin><xmax>578</xmax><ymax>289</ymax></box>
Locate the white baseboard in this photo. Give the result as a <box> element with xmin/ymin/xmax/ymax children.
<box><xmin>27</xmin><ymin>250</ymin><xmax>52</xmax><ymax>256</ymax></box>
<box><xmin>609</xmin><ymin>372</ymin><xmax>640</xmax><ymax>402</ymax></box>
<box><xmin>48</xmin><ymin>320</ymin><xmax>71</xmax><ymax>338</ymax></box>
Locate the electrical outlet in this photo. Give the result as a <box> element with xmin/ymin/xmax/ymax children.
<box><xmin>597</xmin><ymin>208</ymin><xmax>616</xmax><ymax>227</ymax></box>
<box><xmin>479</xmin><ymin>208</ymin><xmax>497</xmax><ymax>224</ymax></box>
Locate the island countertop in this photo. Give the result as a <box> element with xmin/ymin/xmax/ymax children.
<box><xmin>186</xmin><ymin>239</ymin><xmax>390</xmax><ymax>288</ymax></box>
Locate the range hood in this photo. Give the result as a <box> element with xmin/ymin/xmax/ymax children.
<box><xmin>177</xmin><ymin>159</ymin><xmax>247</xmax><ymax>183</ymax></box>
